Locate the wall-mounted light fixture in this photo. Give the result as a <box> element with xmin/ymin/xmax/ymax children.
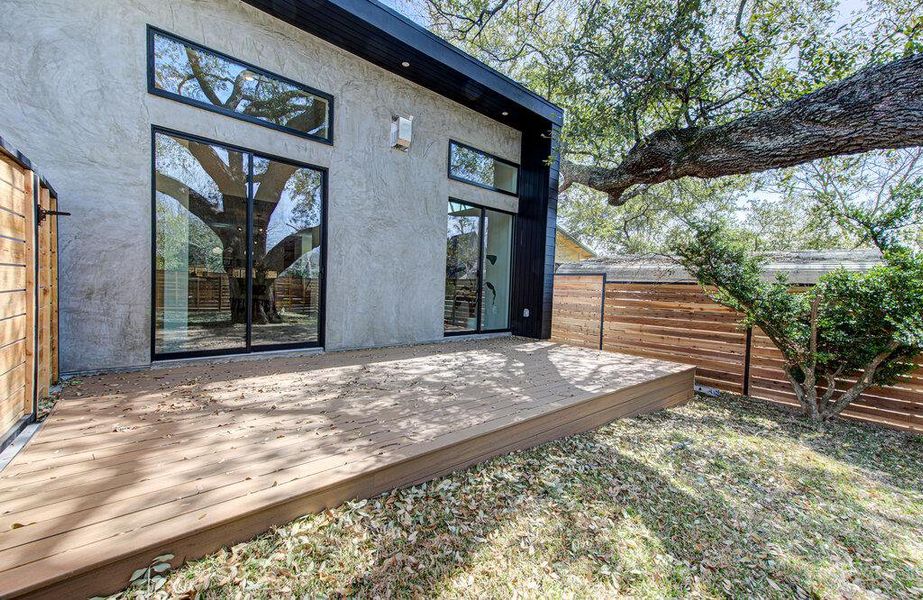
<box><xmin>390</xmin><ymin>115</ymin><xmax>413</xmax><ymax>151</ymax></box>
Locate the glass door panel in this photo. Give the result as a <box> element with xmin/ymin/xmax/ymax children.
<box><xmin>250</xmin><ymin>156</ymin><xmax>324</xmax><ymax>347</ymax></box>
<box><xmin>444</xmin><ymin>201</ymin><xmax>482</xmax><ymax>332</ymax></box>
<box><xmin>481</xmin><ymin>209</ymin><xmax>512</xmax><ymax>330</ymax></box>
<box><xmin>154</xmin><ymin>132</ymin><xmax>249</xmax><ymax>355</ymax></box>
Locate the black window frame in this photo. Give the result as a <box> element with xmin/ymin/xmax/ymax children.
<box><xmin>447</xmin><ymin>140</ymin><xmax>520</xmax><ymax>197</ymax></box>
<box><xmin>147</xmin><ymin>26</ymin><xmax>335</xmax><ymax>145</ymax></box>
<box><xmin>150</xmin><ymin>125</ymin><xmax>328</xmax><ymax>361</ymax></box>
<box><xmin>444</xmin><ymin>197</ymin><xmax>515</xmax><ymax>336</ymax></box>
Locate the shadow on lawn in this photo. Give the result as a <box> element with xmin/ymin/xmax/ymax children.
<box><xmin>315</xmin><ymin>399</ymin><xmax>919</xmax><ymax>599</ymax></box>
<box><xmin>688</xmin><ymin>394</ymin><xmax>922</xmax><ymax>494</ymax></box>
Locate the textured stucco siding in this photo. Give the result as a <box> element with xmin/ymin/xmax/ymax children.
<box><xmin>0</xmin><ymin>0</ymin><xmax>521</xmax><ymax>372</ymax></box>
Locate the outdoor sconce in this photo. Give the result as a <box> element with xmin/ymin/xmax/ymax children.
<box><xmin>390</xmin><ymin>115</ymin><xmax>413</xmax><ymax>151</ymax></box>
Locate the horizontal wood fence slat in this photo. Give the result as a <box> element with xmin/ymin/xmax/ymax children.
<box><xmin>551</xmin><ymin>275</ymin><xmax>922</xmax><ymax>433</ymax></box>
<box><xmin>0</xmin><ymin>144</ymin><xmax>59</xmax><ymax>448</ymax></box>
<box><xmin>550</xmin><ymin>274</ymin><xmax>604</xmax><ymax>349</ymax></box>
<box><xmin>0</xmin><ymin>152</ymin><xmax>31</xmax><ymax>438</ymax></box>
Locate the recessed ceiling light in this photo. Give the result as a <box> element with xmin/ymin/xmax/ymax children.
<box><xmin>401</xmin><ymin>61</ymin><xmax>410</xmax><ymax>67</ymax></box>
<box><xmin>502</xmin><ymin>111</ymin><xmax>509</xmax><ymax>116</ymax></box>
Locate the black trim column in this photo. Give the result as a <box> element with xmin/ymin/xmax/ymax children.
<box><xmin>511</xmin><ymin>123</ymin><xmax>559</xmax><ymax>339</ymax></box>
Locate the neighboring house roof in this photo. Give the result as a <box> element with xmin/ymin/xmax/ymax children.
<box><xmin>557</xmin><ymin>249</ymin><xmax>884</xmax><ymax>285</ymax></box>
<box><xmin>555</xmin><ymin>228</ymin><xmax>596</xmax><ymax>264</ymax></box>
<box><xmin>242</xmin><ymin>0</ymin><xmax>564</xmax><ymax>131</ymax></box>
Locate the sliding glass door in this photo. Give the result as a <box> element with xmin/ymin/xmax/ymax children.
<box><xmin>153</xmin><ymin>129</ymin><xmax>325</xmax><ymax>358</ymax></box>
<box><xmin>444</xmin><ymin>200</ymin><xmax>513</xmax><ymax>334</ymax></box>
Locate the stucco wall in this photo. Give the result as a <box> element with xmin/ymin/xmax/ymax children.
<box><xmin>0</xmin><ymin>0</ymin><xmax>521</xmax><ymax>372</ymax></box>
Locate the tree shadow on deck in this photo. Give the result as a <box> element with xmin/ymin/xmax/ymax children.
<box><xmin>0</xmin><ymin>337</ymin><xmax>683</xmax><ymax>595</ymax></box>
<box><xmin>181</xmin><ymin>395</ymin><xmax>921</xmax><ymax>599</ymax></box>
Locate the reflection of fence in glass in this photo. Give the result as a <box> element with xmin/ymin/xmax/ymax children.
<box><xmin>444</xmin><ymin>278</ymin><xmax>478</xmax><ymax>331</ymax></box>
<box><xmin>156</xmin><ymin>270</ymin><xmax>319</xmax><ymax>318</ymax></box>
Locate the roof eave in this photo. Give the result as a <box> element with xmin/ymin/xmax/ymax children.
<box><xmin>242</xmin><ymin>0</ymin><xmax>563</xmax><ymax>130</ymax></box>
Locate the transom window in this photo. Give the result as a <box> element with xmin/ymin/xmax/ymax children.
<box><xmin>444</xmin><ymin>200</ymin><xmax>513</xmax><ymax>334</ymax></box>
<box><xmin>148</xmin><ymin>27</ymin><xmax>333</xmax><ymax>143</ymax></box>
<box><xmin>448</xmin><ymin>141</ymin><xmax>519</xmax><ymax>196</ymax></box>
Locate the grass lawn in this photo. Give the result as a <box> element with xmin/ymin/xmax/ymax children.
<box><xmin>112</xmin><ymin>394</ymin><xmax>922</xmax><ymax>599</ymax></box>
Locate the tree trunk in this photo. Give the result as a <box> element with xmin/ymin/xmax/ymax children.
<box><xmin>816</xmin><ymin>341</ymin><xmax>901</xmax><ymax>420</ymax></box>
<box><xmin>562</xmin><ymin>53</ymin><xmax>923</xmax><ymax>205</ymax></box>
<box><xmin>226</xmin><ymin>272</ymin><xmax>283</xmax><ymax>325</ymax></box>
<box><xmin>251</xmin><ymin>269</ymin><xmax>282</xmax><ymax>325</ymax></box>
<box><xmin>786</xmin><ymin>365</ymin><xmax>821</xmax><ymax>420</ymax></box>
<box><xmin>228</xmin><ymin>276</ymin><xmax>248</xmax><ymax>325</ymax></box>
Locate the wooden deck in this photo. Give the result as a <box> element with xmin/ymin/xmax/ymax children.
<box><xmin>0</xmin><ymin>337</ymin><xmax>693</xmax><ymax>599</ymax></box>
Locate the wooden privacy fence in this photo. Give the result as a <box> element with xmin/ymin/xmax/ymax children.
<box><xmin>0</xmin><ymin>137</ymin><xmax>60</xmax><ymax>450</ymax></box>
<box><xmin>551</xmin><ymin>273</ymin><xmax>923</xmax><ymax>432</ymax></box>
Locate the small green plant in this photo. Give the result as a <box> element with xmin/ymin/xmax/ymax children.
<box><xmin>673</xmin><ymin>222</ymin><xmax>923</xmax><ymax>422</ymax></box>
<box><xmin>99</xmin><ymin>553</ymin><xmax>174</xmax><ymax>599</ymax></box>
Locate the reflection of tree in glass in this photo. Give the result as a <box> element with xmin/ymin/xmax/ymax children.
<box><xmin>451</xmin><ymin>144</ymin><xmax>494</xmax><ymax>187</ymax></box>
<box><xmin>253</xmin><ymin>158</ymin><xmax>322</xmax><ymax>324</ymax></box>
<box><xmin>446</xmin><ymin>209</ymin><xmax>480</xmax><ymax>279</ymax></box>
<box><xmin>155</xmin><ymin>133</ymin><xmax>322</xmax><ymax>326</ymax></box>
<box><xmin>153</xmin><ymin>33</ymin><xmax>328</xmax><ymax>138</ymax></box>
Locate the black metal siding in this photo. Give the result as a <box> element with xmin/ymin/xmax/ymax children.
<box><xmin>511</xmin><ymin>124</ymin><xmax>559</xmax><ymax>339</ymax></box>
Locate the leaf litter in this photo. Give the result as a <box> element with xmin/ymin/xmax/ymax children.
<box><xmin>106</xmin><ymin>394</ymin><xmax>922</xmax><ymax>599</ymax></box>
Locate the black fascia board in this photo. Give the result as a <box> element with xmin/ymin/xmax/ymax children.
<box><xmin>241</xmin><ymin>0</ymin><xmax>564</xmax><ymax>130</ymax></box>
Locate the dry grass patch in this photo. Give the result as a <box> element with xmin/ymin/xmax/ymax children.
<box><xmin>110</xmin><ymin>394</ymin><xmax>922</xmax><ymax>599</ymax></box>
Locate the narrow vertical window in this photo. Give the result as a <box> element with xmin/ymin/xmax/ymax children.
<box><xmin>154</xmin><ymin>133</ymin><xmax>249</xmax><ymax>354</ymax></box>
<box><xmin>444</xmin><ymin>201</ymin><xmax>482</xmax><ymax>333</ymax></box>
<box><xmin>481</xmin><ymin>209</ymin><xmax>513</xmax><ymax>330</ymax></box>
<box><xmin>250</xmin><ymin>156</ymin><xmax>324</xmax><ymax>347</ymax></box>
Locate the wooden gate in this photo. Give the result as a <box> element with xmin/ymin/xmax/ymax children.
<box><xmin>0</xmin><ymin>139</ymin><xmax>59</xmax><ymax>449</ymax></box>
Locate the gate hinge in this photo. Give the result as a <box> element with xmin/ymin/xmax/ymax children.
<box><xmin>37</xmin><ymin>207</ymin><xmax>70</xmax><ymax>224</ymax></box>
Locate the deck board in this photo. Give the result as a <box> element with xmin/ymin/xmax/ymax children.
<box><xmin>0</xmin><ymin>337</ymin><xmax>693</xmax><ymax>598</ymax></box>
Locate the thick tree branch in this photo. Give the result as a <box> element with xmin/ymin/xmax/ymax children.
<box><xmin>155</xmin><ymin>172</ymin><xmax>222</xmax><ymax>227</ymax></box>
<box><xmin>821</xmin><ymin>339</ymin><xmax>901</xmax><ymax>419</ymax></box>
<box><xmin>185</xmin><ymin>48</ymin><xmax>224</xmax><ymax>107</ymax></box>
<box><xmin>155</xmin><ymin>172</ymin><xmax>245</xmax><ymax>249</ymax></box>
<box><xmin>253</xmin><ymin>161</ymin><xmax>299</xmax><ymax>204</ymax></box>
<box><xmin>184</xmin><ymin>142</ymin><xmax>241</xmax><ymax>194</ymax></box>
<box><xmin>562</xmin><ymin>53</ymin><xmax>923</xmax><ymax>205</ymax></box>
<box><xmin>260</xmin><ymin>227</ymin><xmax>321</xmax><ymax>274</ymax></box>
<box><xmin>734</xmin><ymin>0</ymin><xmax>750</xmax><ymax>41</ymax></box>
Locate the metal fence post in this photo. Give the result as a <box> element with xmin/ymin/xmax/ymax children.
<box><xmin>598</xmin><ymin>273</ymin><xmax>606</xmax><ymax>350</ymax></box>
<box><xmin>743</xmin><ymin>325</ymin><xmax>753</xmax><ymax>396</ymax></box>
